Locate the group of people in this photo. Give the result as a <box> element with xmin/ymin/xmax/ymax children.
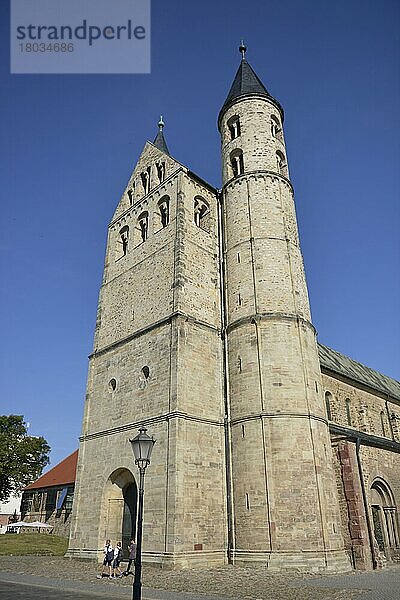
<box><xmin>97</xmin><ymin>538</ymin><xmax>137</xmax><ymax>579</ymax></box>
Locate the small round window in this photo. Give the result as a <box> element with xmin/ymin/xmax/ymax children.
<box><xmin>109</xmin><ymin>378</ymin><xmax>117</xmax><ymax>391</ymax></box>
<box><xmin>142</xmin><ymin>366</ymin><xmax>150</xmax><ymax>380</ymax></box>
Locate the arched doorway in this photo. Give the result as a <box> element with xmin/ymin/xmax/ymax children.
<box><xmin>122</xmin><ymin>483</ymin><xmax>137</xmax><ymax>558</ymax></box>
<box><xmin>370</xmin><ymin>478</ymin><xmax>399</xmax><ymax>561</ymax></box>
<box><xmin>100</xmin><ymin>469</ymin><xmax>138</xmax><ymax>558</ymax></box>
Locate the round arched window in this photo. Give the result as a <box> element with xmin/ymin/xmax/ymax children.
<box><xmin>109</xmin><ymin>378</ymin><xmax>117</xmax><ymax>392</ymax></box>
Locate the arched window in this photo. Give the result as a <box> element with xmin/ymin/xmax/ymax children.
<box><xmin>271</xmin><ymin>115</ymin><xmax>282</xmax><ymax>140</ymax></box>
<box><xmin>230</xmin><ymin>149</ymin><xmax>244</xmax><ymax>177</ymax></box>
<box><xmin>156</xmin><ymin>162</ymin><xmax>165</xmax><ymax>183</ymax></box>
<box><xmin>227</xmin><ymin>115</ymin><xmax>241</xmax><ymax>140</ymax></box>
<box><xmin>276</xmin><ymin>150</ymin><xmax>287</xmax><ymax>176</ymax></box>
<box><xmin>345</xmin><ymin>398</ymin><xmax>352</xmax><ymax>426</ymax></box>
<box><xmin>380</xmin><ymin>411</ymin><xmax>387</xmax><ymax>437</ymax></box>
<box><xmin>116</xmin><ymin>225</ymin><xmax>129</xmax><ymax>260</ymax></box>
<box><xmin>193</xmin><ymin>197</ymin><xmax>210</xmax><ymax>232</ymax></box>
<box><xmin>138</xmin><ymin>212</ymin><xmax>149</xmax><ymax>242</ymax></box>
<box><xmin>127</xmin><ymin>185</ymin><xmax>134</xmax><ymax>205</ymax></box>
<box><xmin>325</xmin><ymin>391</ymin><xmax>332</xmax><ymax>421</ymax></box>
<box><xmin>390</xmin><ymin>412</ymin><xmax>399</xmax><ymax>442</ymax></box>
<box><xmin>141</xmin><ymin>167</ymin><xmax>151</xmax><ymax>195</ymax></box>
<box><xmin>159</xmin><ymin>196</ymin><xmax>169</xmax><ymax>228</ymax></box>
<box><xmin>370</xmin><ymin>478</ymin><xmax>399</xmax><ymax>557</ymax></box>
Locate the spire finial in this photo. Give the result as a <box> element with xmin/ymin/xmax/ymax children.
<box><xmin>158</xmin><ymin>115</ymin><xmax>164</xmax><ymax>131</ymax></box>
<box><xmin>239</xmin><ymin>40</ymin><xmax>247</xmax><ymax>60</ymax></box>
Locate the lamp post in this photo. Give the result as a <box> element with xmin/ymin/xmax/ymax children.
<box><xmin>129</xmin><ymin>427</ymin><xmax>155</xmax><ymax>600</ymax></box>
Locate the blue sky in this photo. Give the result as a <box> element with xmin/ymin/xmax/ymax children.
<box><xmin>0</xmin><ymin>0</ymin><xmax>399</xmax><ymax>470</ymax></box>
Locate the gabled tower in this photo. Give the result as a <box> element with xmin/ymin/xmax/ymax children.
<box><xmin>68</xmin><ymin>121</ymin><xmax>228</xmax><ymax>568</ymax></box>
<box><xmin>219</xmin><ymin>45</ymin><xmax>350</xmax><ymax>570</ymax></box>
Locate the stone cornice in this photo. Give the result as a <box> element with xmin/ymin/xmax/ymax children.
<box><xmin>80</xmin><ymin>410</ymin><xmax>224</xmax><ymax>441</ymax></box>
<box><xmin>230</xmin><ymin>412</ymin><xmax>327</xmax><ymax>426</ymax></box>
<box><xmin>90</xmin><ymin>311</ymin><xmax>221</xmax><ymax>359</ymax></box>
<box><xmin>226</xmin><ymin>312</ymin><xmax>316</xmax><ymax>336</ymax></box>
<box><xmin>224</xmin><ymin>235</ymin><xmax>299</xmax><ymax>254</ymax></box>
<box><xmin>221</xmin><ymin>170</ymin><xmax>293</xmax><ymax>194</ymax></box>
<box><xmin>218</xmin><ymin>93</ymin><xmax>285</xmax><ymax>131</ymax></box>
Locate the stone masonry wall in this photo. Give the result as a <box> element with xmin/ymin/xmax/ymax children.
<box><xmin>321</xmin><ymin>372</ymin><xmax>400</xmax><ymax>440</ymax></box>
<box><xmin>220</xmin><ymin>97</ymin><xmax>349</xmax><ymax>570</ymax></box>
<box><xmin>69</xmin><ymin>143</ymin><xmax>227</xmax><ymax>567</ymax></box>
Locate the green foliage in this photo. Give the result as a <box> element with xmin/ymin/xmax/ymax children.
<box><xmin>0</xmin><ymin>533</ymin><xmax>68</xmax><ymax>555</ymax></box>
<box><xmin>0</xmin><ymin>415</ymin><xmax>50</xmax><ymax>502</ymax></box>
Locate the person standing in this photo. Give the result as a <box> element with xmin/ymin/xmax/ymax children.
<box><xmin>123</xmin><ymin>538</ymin><xmax>137</xmax><ymax>576</ymax></box>
<box><xmin>97</xmin><ymin>539</ymin><xmax>114</xmax><ymax>578</ymax></box>
<box><xmin>112</xmin><ymin>541</ymin><xmax>123</xmax><ymax>578</ymax></box>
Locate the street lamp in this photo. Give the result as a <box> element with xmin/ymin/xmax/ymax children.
<box><xmin>129</xmin><ymin>427</ymin><xmax>156</xmax><ymax>600</ymax></box>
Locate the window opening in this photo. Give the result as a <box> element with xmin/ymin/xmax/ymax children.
<box><xmin>276</xmin><ymin>150</ymin><xmax>287</xmax><ymax>176</ymax></box>
<box><xmin>380</xmin><ymin>411</ymin><xmax>386</xmax><ymax>437</ymax></box>
<box><xmin>325</xmin><ymin>391</ymin><xmax>332</xmax><ymax>421</ymax></box>
<box><xmin>138</xmin><ymin>212</ymin><xmax>149</xmax><ymax>242</ymax></box>
<box><xmin>345</xmin><ymin>398</ymin><xmax>352</xmax><ymax>426</ymax></box>
<box><xmin>271</xmin><ymin>115</ymin><xmax>282</xmax><ymax>140</ymax></box>
<box><xmin>141</xmin><ymin>167</ymin><xmax>151</xmax><ymax>195</ymax></box>
<box><xmin>193</xmin><ymin>197</ymin><xmax>210</xmax><ymax>232</ymax></box>
<box><xmin>117</xmin><ymin>226</ymin><xmax>129</xmax><ymax>258</ymax></box>
<box><xmin>227</xmin><ymin>115</ymin><xmax>241</xmax><ymax>140</ymax></box>
<box><xmin>230</xmin><ymin>149</ymin><xmax>244</xmax><ymax>177</ymax></box>
<box><xmin>159</xmin><ymin>197</ymin><xmax>169</xmax><ymax>228</ymax></box>
<box><xmin>156</xmin><ymin>162</ymin><xmax>166</xmax><ymax>183</ymax></box>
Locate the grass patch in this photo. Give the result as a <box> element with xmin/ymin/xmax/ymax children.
<box><xmin>0</xmin><ymin>533</ymin><xmax>68</xmax><ymax>556</ymax></box>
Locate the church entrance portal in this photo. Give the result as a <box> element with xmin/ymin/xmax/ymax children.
<box><xmin>101</xmin><ymin>469</ymin><xmax>138</xmax><ymax>559</ymax></box>
<box><xmin>370</xmin><ymin>478</ymin><xmax>399</xmax><ymax>562</ymax></box>
<box><xmin>122</xmin><ymin>482</ymin><xmax>137</xmax><ymax>558</ymax></box>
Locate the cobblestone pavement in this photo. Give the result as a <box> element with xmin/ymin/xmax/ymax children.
<box><xmin>294</xmin><ymin>566</ymin><xmax>400</xmax><ymax>600</ymax></box>
<box><xmin>0</xmin><ymin>556</ymin><xmax>399</xmax><ymax>600</ymax></box>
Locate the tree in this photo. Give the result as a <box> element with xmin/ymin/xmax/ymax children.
<box><xmin>0</xmin><ymin>415</ymin><xmax>50</xmax><ymax>503</ymax></box>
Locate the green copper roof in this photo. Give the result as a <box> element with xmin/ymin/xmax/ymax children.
<box><xmin>318</xmin><ymin>343</ymin><xmax>400</xmax><ymax>402</ymax></box>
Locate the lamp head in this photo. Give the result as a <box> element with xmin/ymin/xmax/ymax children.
<box><xmin>130</xmin><ymin>427</ymin><xmax>155</xmax><ymax>470</ymax></box>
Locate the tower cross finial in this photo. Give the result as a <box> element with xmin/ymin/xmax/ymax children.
<box><xmin>239</xmin><ymin>40</ymin><xmax>247</xmax><ymax>60</ymax></box>
<box><xmin>158</xmin><ymin>115</ymin><xmax>164</xmax><ymax>131</ymax></box>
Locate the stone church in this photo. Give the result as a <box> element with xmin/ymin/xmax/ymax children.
<box><xmin>67</xmin><ymin>46</ymin><xmax>400</xmax><ymax>571</ymax></box>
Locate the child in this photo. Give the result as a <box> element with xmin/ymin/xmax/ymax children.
<box><xmin>112</xmin><ymin>541</ymin><xmax>123</xmax><ymax>578</ymax></box>
<box><xmin>97</xmin><ymin>539</ymin><xmax>114</xmax><ymax>578</ymax></box>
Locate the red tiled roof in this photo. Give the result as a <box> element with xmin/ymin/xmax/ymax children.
<box><xmin>24</xmin><ymin>450</ymin><xmax>78</xmax><ymax>490</ymax></box>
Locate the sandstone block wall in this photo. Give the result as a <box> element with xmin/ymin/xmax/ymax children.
<box><xmin>68</xmin><ymin>142</ymin><xmax>227</xmax><ymax>566</ymax></box>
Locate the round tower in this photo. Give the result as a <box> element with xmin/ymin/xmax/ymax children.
<box><xmin>219</xmin><ymin>45</ymin><xmax>350</xmax><ymax>571</ymax></box>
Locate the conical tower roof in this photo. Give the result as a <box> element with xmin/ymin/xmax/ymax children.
<box><xmin>152</xmin><ymin>116</ymin><xmax>170</xmax><ymax>155</ymax></box>
<box><xmin>218</xmin><ymin>43</ymin><xmax>283</xmax><ymax>129</ymax></box>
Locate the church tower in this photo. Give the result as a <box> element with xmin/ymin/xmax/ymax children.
<box><xmin>67</xmin><ymin>119</ymin><xmax>228</xmax><ymax>567</ymax></box>
<box><xmin>219</xmin><ymin>45</ymin><xmax>349</xmax><ymax>570</ymax></box>
<box><xmin>68</xmin><ymin>46</ymin><xmax>354</xmax><ymax>573</ymax></box>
